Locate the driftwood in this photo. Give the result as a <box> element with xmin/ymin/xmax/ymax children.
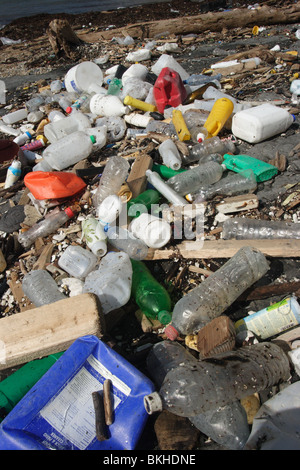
<box><xmin>83</xmin><ymin>2</ymin><xmax>300</xmax><ymax>40</ymax></box>
<box><xmin>47</xmin><ymin>19</ymin><xmax>83</xmax><ymax>58</ymax></box>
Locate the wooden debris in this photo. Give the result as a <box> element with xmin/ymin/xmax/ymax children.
<box><xmin>7</xmin><ymin>271</ymin><xmax>34</xmax><ymax>312</ymax></box>
<box><xmin>196</xmin><ymin>316</ymin><xmax>236</xmax><ymax>358</ymax></box>
<box><xmin>154</xmin><ymin>410</ymin><xmax>200</xmax><ymax>451</ymax></box>
<box><xmin>46</xmin><ymin>19</ymin><xmax>83</xmax><ymax>59</ymax></box>
<box><xmin>216</xmin><ymin>194</ymin><xmax>259</xmax><ymax>214</ymax></box>
<box><xmin>92</xmin><ymin>391</ymin><xmax>108</xmax><ymax>441</ymax></box>
<box><xmin>127</xmin><ymin>154</ymin><xmax>153</xmax><ymax>198</ymax></box>
<box><xmin>0</xmin><ymin>293</ymin><xmax>105</xmax><ymax>370</ymax></box>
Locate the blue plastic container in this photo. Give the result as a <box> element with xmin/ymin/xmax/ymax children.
<box><xmin>0</xmin><ymin>335</ymin><xmax>155</xmax><ymax>450</ymax></box>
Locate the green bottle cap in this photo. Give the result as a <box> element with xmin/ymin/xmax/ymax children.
<box><xmin>90</xmin><ymin>135</ymin><xmax>96</xmax><ymax>144</ymax></box>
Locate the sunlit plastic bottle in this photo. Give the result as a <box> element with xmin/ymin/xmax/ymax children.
<box><xmin>164</xmin><ymin>246</ymin><xmax>269</xmax><ymax>340</ymax></box>
<box><xmin>192</xmin><ymin>169</ymin><xmax>257</xmax><ymax>202</ymax></box>
<box><xmin>22</xmin><ymin>269</ymin><xmax>67</xmax><ymax>306</ymax></box>
<box><xmin>183</xmin><ymin>73</ymin><xmax>222</xmax><ymax>87</ymax></box>
<box><xmin>182</xmin><ymin>136</ymin><xmax>236</xmax><ymax>165</ymax></box>
<box><xmin>158</xmin><ymin>139</ymin><xmax>182</xmax><ymax>170</ymax></box>
<box><xmin>146</xmin><ymin>170</ymin><xmax>188</xmax><ymax>206</ymax></box>
<box><xmin>127</xmin><ymin>189</ymin><xmax>161</xmax><ymax>218</ymax></box>
<box><xmin>106</xmin><ymin>226</ymin><xmax>149</xmax><ymax>260</ymax></box>
<box><xmin>167</xmin><ymin>161</ymin><xmax>225</xmax><ymax>196</ymax></box>
<box><xmin>43</xmin><ymin>110</ymin><xmax>91</xmax><ymax>143</ymax></box>
<box><xmin>144</xmin><ymin>342</ymin><xmax>290</xmax><ymax>416</ymax></box>
<box><xmin>93</xmin><ymin>156</ymin><xmax>130</xmax><ymax>209</ymax></box>
<box><xmin>222</xmin><ymin>217</ymin><xmax>300</xmax><ymax>240</ymax></box>
<box><xmin>130</xmin><ymin>259</ymin><xmax>172</xmax><ymax>325</ymax></box>
<box><xmin>146</xmin><ymin>340</ymin><xmax>250</xmax><ymax>450</ymax></box>
<box><xmin>18</xmin><ymin>206</ymin><xmax>78</xmax><ymax>249</ymax></box>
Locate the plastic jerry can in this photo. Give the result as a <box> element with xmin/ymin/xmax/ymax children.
<box><xmin>223</xmin><ymin>153</ymin><xmax>278</xmax><ymax>182</ymax></box>
<box><xmin>153</xmin><ymin>67</ymin><xmax>188</xmax><ymax>114</ymax></box>
<box><xmin>58</xmin><ymin>245</ymin><xmax>98</xmax><ymax>280</ymax></box>
<box><xmin>203</xmin><ymin>98</ymin><xmax>234</xmax><ymax>138</ymax></box>
<box><xmin>0</xmin><ymin>335</ymin><xmax>155</xmax><ymax>450</ymax></box>
<box><xmin>231</xmin><ymin>103</ymin><xmax>295</xmax><ymax>143</ymax></box>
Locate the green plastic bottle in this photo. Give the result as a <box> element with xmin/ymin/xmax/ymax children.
<box><xmin>127</xmin><ymin>189</ymin><xmax>161</xmax><ymax>218</ymax></box>
<box><xmin>131</xmin><ymin>259</ymin><xmax>172</xmax><ymax>325</ymax></box>
<box><xmin>223</xmin><ymin>153</ymin><xmax>278</xmax><ymax>182</ymax></box>
<box><xmin>0</xmin><ymin>352</ymin><xmax>64</xmax><ymax>421</ymax></box>
<box><xmin>152</xmin><ymin>163</ymin><xmax>186</xmax><ymax>180</ymax></box>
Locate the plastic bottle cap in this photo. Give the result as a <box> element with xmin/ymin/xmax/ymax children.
<box><xmin>164</xmin><ymin>324</ymin><xmax>179</xmax><ymax>340</ymax></box>
<box><xmin>157</xmin><ymin>310</ymin><xmax>172</xmax><ymax>325</ymax></box>
<box><xmin>66</xmin><ymin>107</ymin><xmax>72</xmax><ymax>114</ymax></box>
<box><xmin>64</xmin><ymin>207</ymin><xmax>75</xmax><ymax>218</ymax></box>
<box><xmin>90</xmin><ymin>135</ymin><xmax>96</xmax><ymax>144</ymax></box>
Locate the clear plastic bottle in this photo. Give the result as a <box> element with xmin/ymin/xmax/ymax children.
<box><xmin>158</xmin><ymin>139</ymin><xmax>182</xmax><ymax>170</ymax></box>
<box><xmin>145</xmin><ymin>170</ymin><xmax>188</xmax><ymax>206</ymax></box>
<box><xmin>222</xmin><ymin>217</ymin><xmax>300</xmax><ymax>240</ymax></box>
<box><xmin>3</xmin><ymin>108</ymin><xmax>28</xmax><ymax>125</ymax></box>
<box><xmin>167</xmin><ymin>161</ymin><xmax>225</xmax><ymax>196</ymax></box>
<box><xmin>43</xmin><ymin>110</ymin><xmax>91</xmax><ymax>143</ymax></box>
<box><xmin>58</xmin><ymin>245</ymin><xmax>98</xmax><ymax>279</ymax></box>
<box><xmin>18</xmin><ymin>206</ymin><xmax>78</xmax><ymax>249</ymax></box>
<box><xmin>165</xmin><ymin>246</ymin><xmax>269</xmax><ymax>340</ymax></box>
<box><xmin>92</xmin><ymin>156</ymin><xmax>130</xmax><ymax>209</ymax></box>
<box><xmin>183</xmin><ymin>73</ymin><xmax>222</xmax><ymax>87</ymax></box>
<box><xmin>192</xmin><ymin>169</ymin><xmax>257</xmax><ymax>202</ymax></box>
<box><xmin>25</xmin><ymin>95</ymin><xmax>45</xmax><ymax>112</ymax></box>
<box><xmin>183</xmin><ymin>136</ymin><xmax>236</xmax><ymax>165</ymax></box>
<box><xmin>83</xmin><ymin>251</ymin><xmax>133</xmax><ymax>314</ymax></box>
<box><xmin>144</xmin><ymin>342</ymin><xmax>290</xmax><ymax>416</ymax></box>
<box><xmin>95</xmin><ymin>116</ymin><xmax>127</xmax><ymax>142</ymax></box>
<box><xmin>106</xmin><ymin>225</ymin><xmax>149</xmax><ymax>260</ymax></box>
<box><xmin>66</xmin><ymin>93</ymin><xmax>92</xmax><ymax>114</ymax></box>
<box><xmin>146</xmin><ymin>340</ymin><xmax>250</xmax><ymax>450</ymax></box>
<box><xmin>131</xmin><ymin>259</ymin><xmax>172</xmax><ymax>325</ymax></box>
<box><xmin>40</xmin><ymin>131</ymin><xmax>96</xmax><ymax>171</ymax></box>
<box><xmin>22</xmin><ymin>269</ymin><xmax>67</xmax><ymax>306</ymax></box>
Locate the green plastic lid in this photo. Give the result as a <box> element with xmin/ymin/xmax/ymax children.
<box><xmin>90</xmin><ymin>135</ymin><xmax>96</xmax><ymax>144</ymax></box>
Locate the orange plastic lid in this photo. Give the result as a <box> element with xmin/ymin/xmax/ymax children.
<box><xmin>24</xmin><ymin>171</ymin><xmax>86</xmax><ymax>200</ymax></box>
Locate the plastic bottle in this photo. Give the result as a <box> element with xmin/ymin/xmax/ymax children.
<box><xmin>25</xmin><ymin>95</ymin><xmax>45</xmax><ymax>112</ymax></box>
<box><xmin>12</xmin><ymin>130</ymin><xmax>33</xmax><ymax>146</ymax></box>
<box><xmin>130</xmin><ymin>259</ymin><xmax>172</xmax><ymax>325</ymax></box>
<box><xmin>172</xmin><ymin>109</ymin><xmax>191</xmax><ymax>141</ymax></box>
<box><xmin>0</xmin><ymin>123</ymin><xmax>20</xmax><ymax>137</ymax></box>
<box><xmin>122</xmin><ymin>63</ymin><xmax>148</xmax><ymax>84</ymax></box>
<box><xmin>58</xmin><ymin>245</ymin><xmax>98</xmax><ymax>279</ymax></box>
<box><xmin>244</xmin><ymin>381</ymin><xmax>300</xmax><ymax>450</ymax></box>
<box><xmin>43</xmin><ymin>110</ymin><xmax>91</xmax><ymax>143</ymax></box>
<box><xmin>48</xmin><ymin>110</ymin><xmax>65</xmax><ymax>122</ymax></box>
<box><xmin>192</xmin><ymin>169</ymin><xmax>257</xmax><ymax>202</ymax></box>
<box><xmin>222</xmin><ymin>217</ymin><xmax>300</xmax><ymax>240</ymax></box>
<box><xmin>167</xmin><ymin>161</ymin><xmax>225</xmax><ymax>196</ymax></box>
<box><xmin>152</xmin><ymin>163</ymin><xmax>186</xmax><ymax>180</ymax></box>
<box><xmin>231</xmin><ymin>103</ymin><xmax>295</xmax><ymax>144</ymax></box>
<box><xmin>120</xmin><ymin>78</ymin><xmax>152</xmax><ymax>102</ymax></box>
<box><xmin>93</xmin><ymin>156</ymin><xmax>130</xmax><ymax>209</ymax></box>
<box><xmin>183</xmin><ymin>73</ymin><xmax>222</xmax><ymax>87</ymax></box>
<box><xmin>183</xmin><ymin>82</ymin><xmax>219</xmax><ymax>105</ymax></box>
<box><xmin>164</xmin><ymin>246</ymin><xmax>269</xmax><ymax>340</ymax></box>
<box><xmin>123</xmin><ymin>95</ymin><xmax>157</xmax><ymax>113</ymax></box>
<box><xmin>145</xmin><ymin>170</ymin><xmax>188</xmax><ymax>206</ymax></box>
<box><xmin>189</xmin><ymin>124</ymin><xmax>208</xmax><ymax>143</ymax></box>
<box><xmin>124</xmin><ymin>113</ymin><xmax>153</xmax><ymax>128</ymax></box>
<box><xmin>66</xmin><ymin>93</ymin><xmax>93</xmax><ymax>114</ymax></box>
<box><xmin>129</xmin><ymin>213</ymin><xmax>172</xmax><ymax>248</ymax></box>
<box><xmin>89</xmin><ymin>94</ymin><xmax>129</xmax><ymax>117</ymax></box>
<box><xmin>20</xmin><ymin>135</ymin><xmax>47</xmax><ymax>152</ymax></box>
<box><xmin>183</xmin><ymin>136</ymin><xmax>236</xmax><ymax>165</ymax></box>
<box><xmin>290</xmin><ymin>79</ymin><xmax>300</xmax><ymax>96</ymax></box>
<box><xmin>203</xmin><ymin>98</ymin><xmax>234</xmax><ymax>138</ymax></box>
<box><xmin>96</xmin><ymin>195</ymin><xmax>123</xmax><ymax>229</ymax></box>
<box><xmin>83</xmin><ymin>251</ymin><xmax>133</xmax><ymax>314</ymax></box>
<box><xmin>4</xmin><ymin>160</ymin><xmax>22</xmax><ymax>188</ymax></box>
<box><xmin>0</xmin><ymin>352</ymin><xmax>64</xmax><ymax>422</ymax></box>
<box><xmin>95</xmin><ymin>116</ymin><xmax>127</xmax><ymax>142</ymax></box>
<box><xmin>144</xmin><ymin>342</ymin><xmax>290</xmax><ymax>416</ymax></box>
<box><xmin>40</xmin><ymin>131</ymin><xmax>96</xmax><ymax>171</ymax></box>
<box><xmin>106</xmin><ymin>225</ymin><xmax>149</xmax><ymax>260</ymax></box>
<box><xmin>27</xmin><ymin>110</ymin><xmax>44</xmax><ymax>123</ymax></box>
<box><xmin>223</xmin><ymin>153</ymin><xmax>278</xmax><ymax>182</ymax></box>
<box><xmin>158</xmin><ymin>139</ymin><xmax>182</xmax><ymax>170</ymax></box>
<box><xmin>127</xmin><ymin>189</ymin><xmax>161</xmax><ymax>218</ymax></box>
<box><xmin>81</xmin><ymin>217</ymin><xmax>108</xmax><ymax>257</ymax></box>
<box><xmin>235</xmin><ymin>296</ymin><xmax>300</xmax><ymax>341</ymax></box>
<box><xmin>146</xmin><ymin>340</ymin><xmax>250</xmax><ymax>450</ymax></box>
<box><xmin>22</xmin><ymin>269</ymin><xmax>67</xmax><ymax>306</ymax></box>
<box><xmin>3</xmin><ymin>108</ymin><xmax>28</xmax><ymax>125</ymax></box>
<box><xmin>126</xmin><ymin>48</ymin><xmax>151</xmax><ymax>62</ymax></box>
<box><xmin>18</xmin><ymin>206</ymin><xmax>78</xmax><ymax>249</ymax></box>
<box><xmin>151</xmin><ymin>54</ymin><xmax>190</xmax><ymax>82</ymax></box>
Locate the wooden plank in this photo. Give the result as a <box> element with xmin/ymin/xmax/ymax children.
<box><xmin>127</xmin><ymin>154</ymin><xmax>153</xmax><ymax>199</ymax></box>
<box><xmin>216</xmin><ymin>194</ymin><xmax>259</xmax><ymax>214</ymax></box>
<box><xmin>145</xmin><ymin>239</ymin><xmax>300</xmax><ymax>260</ymax></box>
<box><xmin>0</xmin><ymin>293</ymin><xmax>105</xmax><ymax>370</ymax></box>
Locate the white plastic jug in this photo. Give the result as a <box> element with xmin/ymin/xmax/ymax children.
<box><xmin>90</xmin><ymin>94</ymin><xmax>129</xmax><ymax>117</ymax></box>
<box><xmin>129</xmin><ymin>213</ymin><xmax>171</xmax><ymax>248</ymax></box>
<box><xmin>83</xmin><ymin>251</ymin><xmax>133</xmax><ymax>314</ymax></box>
<box><xmin>97</xmin><ymin>194</ymin><xmax>123</xmax><ymax>226</ymax></box>
<box><xmin>64</xmin><ymin>61</ymin><xmax>103</xmax><ymax>93</ymax></box>
<box><xmin>43</xmin><ymin>110</ymin><xmax>91</xmax><ymax>143</ymax></box>
<box><xmin>81</xmin><ymin>217</ymin><xmax>107</xmax><ymax>257</ymax></box>
<box><xmin>58</xmin><ymin>245</ymin><xmax>98</xmax><ymax>279</ymax></box>
<box><xmin>232</xmin><ymin>103</ymin><xmax>295</xmax><ymax>143</ymax></box>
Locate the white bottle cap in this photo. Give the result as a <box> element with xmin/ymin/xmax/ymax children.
<box><xmin>97</xmin><ymin>194</ymin><xmax>123</xmax><ymax>225</ymax></box>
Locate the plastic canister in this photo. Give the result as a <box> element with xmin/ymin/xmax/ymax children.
<box><xmin>129</xmin><ymin>213</ymin><xmax>171</xmax><ymax>248</ymax></box>
<box><xmin>58</xmin><ymin>245</ymin><xmax>98</xmax><ymax>280</ymax></box>
<box><xmin>90</xmin><ymin>94</ymin><xmax>129</xmax><ymax>117</ymax></box>
<box><xmin>231</xmin><ymin>103</ymin><xmax>296</xmax><ymax>144</ymax></box>
<box><xmin>235</xmin><ymin>296</ymin><xmax>300</xmax><ymax>341</ymax></box>
<box><xmin>64</xmin><ymin>61</ymin><xmax>103</xmax><ymax>94</ymax></box>
<box><xmin>0</xmin><ymin>335</ymin><xmax>155</xmax><ymax>450</ymax></box>
<box><xmin>153</xmin><ymin>67</ymin><xmax>188</xmax><ymax>114</ymax></box>
<box><xmin>43</xmin><ymin>110</ymin><xmax>91</xmax><ymax>143</ymax></box>
<box><xmin>158</xmin><ymin>139</ymin><xmax>182</xmax><ymax>170</ymax></box>
<box><xmin>203</xmin><ymin>98</ymin><xmax>234</xmax><ymax>138</ymax></box>
<box><xmin>121</xmin><ymin>63</ymin><xmax>148</xmax><ymax>84</ymax></box>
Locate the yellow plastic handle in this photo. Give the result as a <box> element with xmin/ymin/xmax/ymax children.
<box><xmin>172</xmin><ymin>110</ymin><xmax>191</xmax><ymax>141</ymax></box>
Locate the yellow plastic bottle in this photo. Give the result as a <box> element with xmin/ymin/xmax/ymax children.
<box><xmin>172</xmin><ymin>109</ymin><xmax>191</xmax><ymax>141</ymax></box>
<box><xmin>203</xmin><ymin>98</ymin><xmax>234</xmax><ymax>139</ymax></box>
<box><xmin>123</xmin><ymin>95</ymin><xmax>157</xmax><ymax>113</ymax></box>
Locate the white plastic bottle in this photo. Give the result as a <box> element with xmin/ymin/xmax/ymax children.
<box><xmin>129</xmin><ymin>213</ymin><xmax>172</xmax><ymax>249</ymax></box>
<box><xmin>90</xmin><ymin>94</ymin><xmax>129</xmax><ymax>117</ymax></box>
<box><xmin>81</xmin><ymin>217</ymin><xmax>107</xmax><ymax>257</ymax></box>
<box><xmin>4</xmin><ymin>160</ymin><xmax>22</xmax><ymax>188</ymax></box>
<box><xmin>83</xmin><ymin>251</ymin><xmax>133</xmax><ymax>314</ymax></box>
<box><xmin>106</xmin><ymin>226</ymin><xmax>149</xmax><ymax>260</ymax></box>
<box><xmin>93</xmin><ymin>156</ymin><xmax>130</xmax><ymax>209</ymax></box>
<box><xmin>3</xmin><ymin>108</ymin><xmax>28</xmax><ymax>124</ymax></box>
<box><xmin>43</xmin><ymin>110</ymin><xmax>91</xmax><ymax>143</ymax></box>
<box><xmin>13</xmin><ymin>130</ymin><xmax>33</xmax><ymax>146</ymax></box>
<box><xmin>232</xmin><ymin>103</ymin><xmax>295</xmax><ymax>143</ymax></box>
<box><xmin>58</xmin><ymin>245</ymin><xmax>98</xmax><ymax>279</ymax></box>
<box><xmin>158</xmin><ymin>139</ymin><xmax>182</xmax><ymax>170</ymax></box>
<box><xmin>96</xmin><ymin>194</ymin><xmax>123</xmax><ymax>227</ymax></box>
<box><xmin>41</xmin><ymin>131</ymin><xmax>96</xmax><ymax>171</ymax></box>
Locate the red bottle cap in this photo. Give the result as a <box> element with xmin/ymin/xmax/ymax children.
<box><xmin>164</xmin><ymin>324</ymin><xmax>179</xmax><ymax>341</ymax></box>
<box><xmin>66</xmin><ymin>107</ymin><xmax>72</xmax><ymax>114</ymax></box>
<box><xmin>64</xmin><ymin>207</ymin><xmax>75</xmax><ymax>218</ymax></box>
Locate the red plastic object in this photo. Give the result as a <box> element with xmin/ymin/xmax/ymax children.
<box><xmin>153</xmin><ymin>67</ymin><xmax>188</xmax><ymax>114</ymax></box>
<box><xmin>24</xmin><ymin>171</ymin><xmax>86</xmax><ymax>200</ymax></box>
